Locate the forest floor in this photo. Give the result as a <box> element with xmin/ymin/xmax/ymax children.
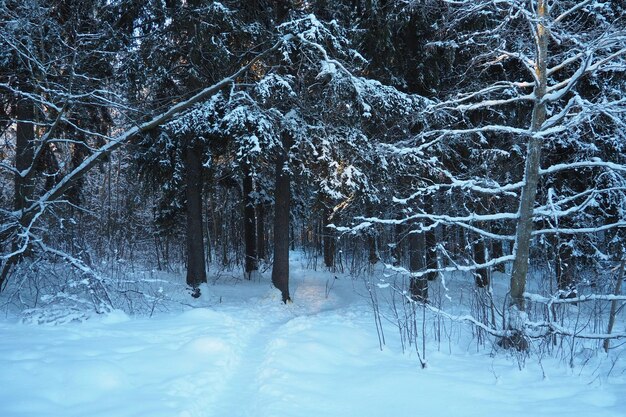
<box><xmin>0</xmin><ymin>255</ymin><xmax>624</xmax><ymax>417</ymax></box>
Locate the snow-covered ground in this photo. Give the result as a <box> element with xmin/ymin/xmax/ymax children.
<box><xmin>0</xmin><ymin>257</ymin><xmax>624</xmax><ymax>417</ymax></box>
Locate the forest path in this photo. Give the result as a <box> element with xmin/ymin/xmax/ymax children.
<box><xmin>1</xmin><ymin>257</ymin><xmax>624</xmax><ymax>417</ymax></box>
<box><xmin>211</xmin><ymin>270</ymin><xmax>355</xmax><ymax>417</ymax></box>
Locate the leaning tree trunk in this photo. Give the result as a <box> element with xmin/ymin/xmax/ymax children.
<box><xmin>242</xmin><ymin>162</ymin><xmax>257</xmax><ymax>278</ymax></box>
<box><xmin>509</xmin><ymin>0</ymin><xmax>548</xmax><ymax>313</ymax></box>
<box><xmin>184</xmin><ymin>137</ymin><xmax>207</xmax><ymax>294</ymax></box>
<box><xmin>271</xmin><ymin>133</ymin><xmax>292</xmax><ymax>303</ymax></box>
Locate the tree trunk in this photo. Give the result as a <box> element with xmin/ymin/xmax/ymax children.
<box><xmin>509</xmin><ymin>0</ymin><xmax>548</xmax><ymax>312</ymax></box>
<box><xmin>271</xmin><ymin>132</ymin><xmax>292</xmax><ymax>303</ymax></box>
<box><xmin>556</xmin><ymin>238</ymin><xmax>576</xmax><ymax>296</ymax></box>
<box><xmin>67</xmin><ymin>140</ymin><xmax>87</xmax><ymax>206</ymax></box>
<box><xmin>256</xmin><ymin>202</ymin><xmax>266</xmax><ymax>261</ymax></box>
<box><xmin>242</xmin><ymin>162</ymin><xmax>257</xmax><ymax>278</ymax></box>
<box><xmin>604</xmin><ymin>260</ymin><xmax>625</xmax><ymax>352</ymax></box>
<box><xmin>14</xmin><ymin>92</ymin><xmax>35</xmax><ymax>213</ymax></box>
<box><xmin>184</xmin><ymin>137</ymin><xmax>207</xmax><ymax>293</ymax></box>
<box><xmin>0</xmin><ymin>88</ymin><xmax>33</xmax><ymax>288</ymax></box>
<box><xmin>473</xmin><ymin>236</ymin><xmax>489</xmax><ymax>288</ymax></box>
<box><xmin>368</xmin><ymin>233</ymin><xmax>379</xmax><ymax>265</ymax></box>
<box><xmin>409</xmin><ymin>228</ymin><xmax>427</xmax><ymax>301</ymax></box>
<box><xmin>425</xmin><ymin>197</ymin><xmax>438</xmax><ymax>281</ymax></box>
<box><xmin>323</xmin><ymin>206</ymin><xmax>335</xmax><ymax>269</ymax></box>
<box><xmin>491</xmin><ymin>222</ymin><xmax>506</xmax><ymax>273</ymax></box>
<box><xmin>392</xmin><ymin>222</ymin><xmax>403</xmax><ymax>266</ymax></box>
<box><xmin>366</xmin><ymin>203</ymin><xmax>379</xmax><ymax>264</ymax></box>
<box><xmin>425</xmin><ymin>231</ymin><xmax>437</xmax><ymax>281</ymax></box>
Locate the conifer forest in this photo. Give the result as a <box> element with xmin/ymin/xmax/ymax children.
<box><xmin>1</xmin><ymin>1</ymin><xmax>625</xmax><ymax>416</ymax></box>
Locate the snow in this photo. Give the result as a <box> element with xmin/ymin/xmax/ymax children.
<box><xmin>0</xmin><ymin>257</ymin><xmax>625</xmax><ymax>417</ymax></box>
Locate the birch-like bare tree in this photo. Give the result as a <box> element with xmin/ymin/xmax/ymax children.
<box><xmin>355</xmin><ymin>0</ymin><xmax>626</xmax><ymax>345</ymax></box>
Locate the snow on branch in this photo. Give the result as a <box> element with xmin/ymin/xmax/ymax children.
<box><xmin>392</xmin><ymin>177</ymin><xmax>523</xmax><ymax>204</ymax></box>
<box><xmin>384</xmin><ymin>254</ymin><xmax>516</xmax><ymax>280</ymax></box>
<box><xmin>539</xmin><ymin>160</ymin><xmax>626</xmax><ymax>175</ymax></box>
<box><xmin>524</xmin><ymin>292</ymin><xmax>626</xmax><ymax>305</ymax></box>
<box><xmin>386</xmin><ymin>282</ymin><xmax>626</xmax><ymax>341</ymax></box>
<box><xmin>0</xmin><ymin>37</ymin><xmax>288</xmax><ymax>285</ymax></box>
<box><xmin>533</xmin><ymin>221</ymin><xmax>626</xmax><ymax>236</ymax></box>
<box><xmin>428</xmin><ymin>82</ymin><xmax>534</xmax><ymax>113</ymax></box>
<box><xmin>14</xmin><ymin>37</ymin><xmax>287</xmax><ymax>225</ymax></box>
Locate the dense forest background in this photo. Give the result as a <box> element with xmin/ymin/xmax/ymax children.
<box><xmin>1</xmin><ymin>0</ymin><xmax>625</xmax><ymax>352</ymax></box>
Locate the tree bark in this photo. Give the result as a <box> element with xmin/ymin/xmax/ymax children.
<box><xmin>256</xmin><ymin>202</ymin><xmax>266</xmax><ymax>261</ymax></box>
<box><xmin>67</xmin><ymin>140</ymin><xmax>87</xmax><ymax>206</ymax></box>
<box><xmin>409</xmin><ymin>227</ymin><xmax>427</xmax><ymax>301</ymax></box>
<box><xmin>556</xmin><ymin>238</ymin><xmax>576</xmax><ymax>295</ymax></box>
<box><xmin>509</xmin><ymin>0</ymin><xmax>548</xmax><ymax>312</ymax></box>
<box><xmin>425</xmin><ymin>197</ymin><xmax>438</xmax><ymax>281</ymax></box>
<box><xmin>365</xmin><ymin>203</ymin><xmax>379</xmax><ymax>264</ymax></box>
<box><xmin>184</xmin><ymin>137</ymin><xmax>207</xmax><ymax>292</ymax></box>
<box><xmin>392</xmin><ymin>222</ymin><xmax>403</xmax><ymax>266</ymax></box>
<box><xmin>14</xmin><ymin>92</ymin><xmax>35</xmax><ymax>213</ymax></box>
<box><xmin>604</xmin><ymin>260</ymin><xmax>625</xmax><ymax>352</ymax></box>
<box><xmin>0</xmin><ymin>96</ymin><xmax>31</xmax><ymax>278</ymax></box>
<box><xmin>473</xmin><ymin>236</ymin><xmax>489</xmax><ymax>288</ymax></box>
<box><xmin>242</xmin><ymin>162</ymin><xmax>257</xmax><ymax>278</ymax></box>
<box><xmin>271</xmin><ymin>132</ymin><xmax>292</xmax><ymax>303</ymax></box>
<box><xmin>323</xmin><ymin>205</ymin><xmax>335</xmax><ymax>269</ymax></box>
<box><xmin>491</xmin><ymin>222</ymin><xmax>506</xmax><ymax>273</ymax></box>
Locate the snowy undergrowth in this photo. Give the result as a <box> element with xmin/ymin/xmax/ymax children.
<box><xmin>0</xmin><ymin>254</ymin><xmax>624</xmax><ymax>417</ymax></box>
<box><xmin>371</xmin><ymin>263</ymin><xmax>626</xmax><ymax>370</ymax></box>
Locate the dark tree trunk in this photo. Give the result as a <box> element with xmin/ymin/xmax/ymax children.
<box><xmin>604</xmin><ymin>259</ymin><xmax>625</xmax><ymax>352</ymax></box>
<box><xmin>184</xmin><ymin>138</ymin><xmax>207</xmax><ymax>293</ymax></box>
<box><xmin>256</xmin><ymin>202</ymin><xmax>266</xmax><ymax>261</ymax></box>
<box><xmin>323</xmin><ymin>206</ymin><xmax>335</xmax><ymax>269</ymax></box>
<box><xmin>491</xmin><ymin>222</ymin><xmax>506</xmax><ymax>273</ymax></box>
<box><xmin>316</xmin><ymin>220</ymin><xmax>323</xmax><ymax>255</ymax></box>
<box><xmin>409</xmin><ymin>228</ymin><xmax>427</xmax><ymax>301</ymax></box>
<box><xmin>368</xmin><ymin>233</ymin><xmax>379</xmax><ymax>264</ymax></box>
<box><xmin>556</xmin><ymin>238</ymin><xmax>576</xmax><ymax>296</ymax></box>
<box><xmin>67</xmin><ymin>141</ymin><xmax>87</xmax><ymax>206</ymax></box>
<box><xmin>42</xmin><ymin>143</ymin><xmax>60</xmax><ymax>191</ymax></box>
<box><xmin>242</xmin><ymin>162</ymin><xmax>257</xmax><ymax>278</ymax></box>
<box><xmin>366</xmin><ymin>204</ymin><xmax>379</xmax><ymax>264</ymax></box>
<box><xmin>425</xmin><ymin>198</ymin><xmax>438</xmax><ymax>281</ymax></box>
<box><xmin>0</xmin><ymin>92</ymin><xmax>34</xmax><ymax>290</ymax></box>
<box><xmin>473</xmin><ymin>236</ymin><xmax>489</xmax><ymax>288</ymax></box>
<box><xmin>14</xmin><ymin>94</ymin><xmax>35</xmax><ymax>213</ymax></box>
<box><xmin>271</xmin><ymin>133</ymin><xmax>292</xmax><ymax>303</ymax></box>
<box><xmin>392</xmin><ymin>222</ymin><xmax>403</xmax><ymax>266</ymax></box>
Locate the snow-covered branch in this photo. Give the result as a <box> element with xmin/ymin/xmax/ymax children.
<box><xmin>525</xmin><ymin>292</ymin><xmax>626</xmax><ymax>305</ymax></box>
<box><xmin>15</xmin><ymin>37</ymin><xmax>287</xmax><ymax>224</ymax></box>
<box><xmin>539</xmin><ymin>160</ymin><xmax>626</xmax><ymax>175</ymax></box>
